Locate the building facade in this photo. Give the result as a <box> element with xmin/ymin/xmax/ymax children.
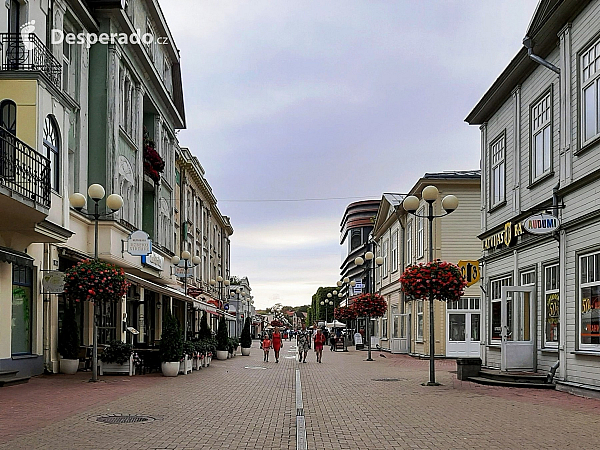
<box><xmin>466</xmin><ymin>0</ymin><xmax>600</xmax><ymax>394</ymax></box>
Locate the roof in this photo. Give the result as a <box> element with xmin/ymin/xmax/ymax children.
<box><xmin>423</xmin><ymin>170</ymin><xmax>481</xmax><ymax>180</ymax></box>
<box><xmin>382</xmin><ymin>193</ymin><xmax>405</xmax><ymax>207</ymax></box>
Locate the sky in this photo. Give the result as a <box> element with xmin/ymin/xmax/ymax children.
<box><xmin>161</xmin><ymin>0</ymin><xmax>539</xmax><ymax>310</ymax></box>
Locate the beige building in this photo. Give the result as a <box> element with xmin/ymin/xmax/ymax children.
<box><xmin>372</xmin><ymin>171</ymin><xmax>481</xmax><ymax>358</ymax></box>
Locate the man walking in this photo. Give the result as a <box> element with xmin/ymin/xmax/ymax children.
<box><xmin>296</xmin><ymin>323</ymin><xmax>310</xmax><ymax>363</ymax></box>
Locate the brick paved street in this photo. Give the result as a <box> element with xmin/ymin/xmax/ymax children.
<box><xmin>1</xmin><ymin>343</ymin><xmax>600</xmax><ymax>449</ymax></box>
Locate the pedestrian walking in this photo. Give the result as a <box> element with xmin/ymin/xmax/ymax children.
<box><xmin>329</xmin><ymin>333</ymin><xmax>337</xmax><ymax>352</ymax></box>
<box><xmin>314</xmin><ymin>328</ymin><xmax>326</xmax><ymax>363</ymax></box>
<box><xmin>296</xmin><ymin>323</ymin><xmax>310</xmax><ymax>363</ymax></box>
<box><xmin>272</xmin><ymin>327</ymin><xmax>283</xmax><ymax>363</ymax></box>
<box><xmin>262</xmin><ymin>334</ymin><xmax>271</xmax><ymax>362</ymax></box>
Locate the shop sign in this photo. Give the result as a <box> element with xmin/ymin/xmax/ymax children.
<box><xmin>127</xmin><ymin>230</ymin><xmax>152</xmax><ymax>256</ymax></box>
<box><xmin>523</xmin><ymin>213</ymin><xmax>560</xmax><ymax>235</ymax></box>
<box><xmin>457</xmin><ymin>260</ymin><xmax>480</xmax><ymax>287</ymax></box>
<box><xmin>481</xmin><ymin>221</ymin><xmax>524</xmax><ymax>250</ymax></box>
<box><xmin>141</xmin><ymin>251</ymin><xmax>164</xmax><ymax>271</ymax></box>
<box><xmin>174</xmin><ymin>261</ymin><xmax>195</xmax><ymax>278</ymax></box>
<box><xmin>353</xmin><ymin>282</ymin><xmax>364</xmax><ymax>295</ymax></box>
<box><xmin>41</xmin><ymin>270</ymin><xmax>65</xmax><ymax>294</ymax></box>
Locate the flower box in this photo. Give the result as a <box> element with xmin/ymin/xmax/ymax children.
<box><xmin>179</xmin><ymin>355</ymin><xmax>193</xmax><ymax>375</ymax></box>
<box><xmin>193</xmin><ymin>354</ymin><xmax>204</xmax><ymax>370</ymax></box>
<box><xmin>99</xmin><ymin>354</ymin><xmax>135</xmax><ymax>376</ymax></box>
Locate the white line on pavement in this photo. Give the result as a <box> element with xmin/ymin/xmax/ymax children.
<box><xmin>295</xmin><ymin>368</ymin><xmax>307</xmax><ymax>450</ymax></box>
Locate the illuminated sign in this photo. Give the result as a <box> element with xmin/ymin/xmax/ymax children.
<box><xmin>523</xmin><ymin>213</ymin><xmax>560</xmax><ymax>235</ymax></box>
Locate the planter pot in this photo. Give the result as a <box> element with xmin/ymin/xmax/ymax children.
<box><xmin>179</xmin><ymin>356</ymin><xmax>193</xmax><ymax>375</ymax></box>
<box><xmin>216</xmin><ymin>350</ymin><xmax>229</xmax><ymax>360</ymax></box>
<box><xmin>193</xmin><ymin>358</ymin><xmax>203</xmax><ymax>370</ymax></box>
<box><xmin>99</xmin><ymin>355</ymin><xmax>135</xmax><ymax>376</ymax></box>
<box><xmin>161</xmin><ymin>361</ymin><xmax>179</xmax><ymax>377</ymax></box>
<box><xmin>60</xmin><ymin>358</ymin><xmax>79</xmax><ymax>375</ymax></box>
<box><xmin>241</xmin><ymin>347</ymin><xmax>251</xmax><ymax>356</ymax></box>
<box><xmin>206</xmin><ymin>355</ymin><xmax>212</xmax><ymax>366</ymax></box>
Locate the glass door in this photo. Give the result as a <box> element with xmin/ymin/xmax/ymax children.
<box><xmin>501</xmin><ymin>286</ymin><xmax>535</xmax><ymax>371</ymax></box>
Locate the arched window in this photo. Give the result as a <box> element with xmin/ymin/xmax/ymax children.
<box><xmin>43</xmin><ymin>116</ymin><xmax>59</xmax><ymax>192</ymax></box>
<box><xmin>0</xmin><ymin>100</ymin><xmax>16</xmax><ymax>134</ymax></box>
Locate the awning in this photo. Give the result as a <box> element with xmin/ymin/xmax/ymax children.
<box><xmin>0</xmin><ymin>246</ymin><xmax>34</xmax><ymax>268</ymax></box>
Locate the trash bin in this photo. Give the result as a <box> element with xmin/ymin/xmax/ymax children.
<box><xmin>456</xmin><ymin>357</ymin><xmax>482</xmax><ymax>380</ymax></box>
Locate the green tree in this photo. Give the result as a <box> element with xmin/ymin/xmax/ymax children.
<box><xmin>160</xmin><ymin>311</ymin><xmax>183</xmax><ymax>362</ymax></box>
<box><xmin>199</xmin><ymin>311</ymin><xmax>211</xmax><ymax>339</ymax></box>
<box><xmin>240</xmin><ymin>317</ymin><xmax>252</xmax><ymax>348</ymax></box>
<box><xmin>58</xmin><ymin>302</ymin><xmax>79</xmax><ymax>359</ymax></box>
<box><xmin>216</xmin><ymin>315</ymin><xmax>229</xmax><ymax>351</ymax></box>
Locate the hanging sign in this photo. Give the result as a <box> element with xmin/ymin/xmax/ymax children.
<box><xmin>127</xmin><ymin>230</ymin><xmax>152</xmax><ymax>256</ymax></box>
<box><xmin>41</xmin><ymin>270</ymin><xmax>65</xmax><ymax>294</ymax></box>
<box><xmin>174</xmin><ymin>260</ymin><xmax>194</xmax><ymax>278</ymax></box>
<box><xmin>141</xmin><ymin>251</ymin><xmax>164</xmax><ymax>271</ymax></box>
<box><xmin>523</xmin><ymin>213</ymin><xmax>560</xmax><ymax>235</ymax></box>
<box><xmin>457</xmin><ymin>260</ymin><xmax>480</xmax><ymax>287</ymax></box>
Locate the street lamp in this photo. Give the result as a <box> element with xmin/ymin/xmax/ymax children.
<box><xmin>171</xmin><ymin>251</ymin><xmax>201</xmax><ymax>340</ymax></box>
<box><xmin>320</xmin><ymin>298</ymin><xmax>333</xmax><ymax>323</ymax></box>
<box><xmin>403</xmin><ymin>185</ymin><xmax>458</xmax><ymax>386</ymax></box>
<box><xmin>69</xmin><ymin>184</ymin><xmax>123</xmax><ymax>382</ymax></box>
<box><xmin>355</xmin><ymin>249</ymin><xmax>384</xmax><ymax>361</ymax></box>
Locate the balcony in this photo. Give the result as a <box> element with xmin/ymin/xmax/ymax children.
<box><xmin>0</xmin><ymin>33</ymin><xmax>61</xmax><ymax>90</ymax></box>
<box><xmin>0</xmin><ymin>126</ymin><xmax>51</xmax><ymax>209</ymax></box>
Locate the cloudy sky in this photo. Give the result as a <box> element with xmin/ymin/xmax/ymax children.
<box><xmin>161</xmin><ymin>0</ymin><xmax>539</xmax><ymax>309</ymax></box>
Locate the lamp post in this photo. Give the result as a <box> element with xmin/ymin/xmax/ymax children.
<box><xmin>337</xmin><ymin>277</ymin><xmax>354</xmax><ymax>351</ymax></box>
<box><xmin>403</xmin><ymin>185</ymin><xmax>459</xmax><ymax>385</ymax></box>
<box><xmin>320</xmin><ymin>298</ymin><xmax>333</xmax><ymax>324</ymax></box>
<box><xmin>355</xmin><ymin>250</ymin><xmax>383</xmax><ymax>361</ymax></box>
<box><xmin>69</xmin><ymin>184</ymin><xmax>123</xmax><ymax>382</ymax></box>
<box><xmin>171</xmin><ymin>251</ymin><xmax>201</xmax><ymax>340</ymax></box>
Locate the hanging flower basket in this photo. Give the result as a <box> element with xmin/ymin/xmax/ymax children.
<box><xmin>63</xmin><ymin>259</ymin><xmax>128</xmax><ymax>304</ymax></box>
<box><xmin>335</xmin><ymin>306</ymin><xmax>357</xmax><ymax>321</ymax></box>
<box><xmin>400</xmin><ymin>260</ymin><xmax>467</xmax><ymax>302</ymax></box>
<box><xmin>352</xmin><ymin>293</ymin><xmax>387</xmax><ymax>318</ymax></box>
<box><xmin>143</xmin><ymin>127</ymin><xmax>165</xmax><ymax>183</ymax></box>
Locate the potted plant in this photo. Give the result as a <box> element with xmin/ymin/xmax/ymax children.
<box><xmin>180</xmin><ymin>341</ymin><xmax>194</xmax><ymax>374</ymax></box>
<box><xmin>216</xmin><ymin>316</ymin><xmax>229</xmax><ymax>360</ymax></box>
<box><xmin>227</xmin><ymin>337</ymin><xmax>238</xmax><ymax>358</ymax></box>
<box><xmin>160</xmin><ymin>312</ymin><xmax>183</xmax><ymax>376</ymax></box>
<box><xmin>99</xmin><ymin>340</ymin><xmax>135</xmax><ymax>376</ymax></box>
<box><xmin>204</xmin><ymin>337</ymin><xmax>216</xmax><ymax>366</ymax></box>
<box><xmin>191</xmin><ymin>340</ymin><xmax>202</xmax><ymax>370</ymax></box>
<box><xmin>240</xmin><ymin>317</ymin><xmax>252</xmax><ymax>356</ymax></box>
<box><xmin>58</xmin><ymin>303</ymin><xmax>79</xmax><ymax>374</ymax></box>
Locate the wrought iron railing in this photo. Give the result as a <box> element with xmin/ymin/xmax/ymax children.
<box><xmin>0</xmin><ymin>33</ymin><xmax>61</xmax><ymax>90</ymax></box>
<box><xmin>0</xmin><ymin>126</ymin><xmax>51</xmax><ymax>208</ymax></box>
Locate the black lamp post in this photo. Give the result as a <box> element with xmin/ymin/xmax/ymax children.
<box><xmin>355</xmin><ymin>250</ymin><xmax>383</xmax><ymax>361</ymax></box>
<box><xmin>403</xmin><ymin>185</ymin><xmax>459</xmax><ymax>386</ymax></box>
<box><xmin>69</xmin><ymin>184</ymin><xmax>123</xmax><ymax>382</ymax></box>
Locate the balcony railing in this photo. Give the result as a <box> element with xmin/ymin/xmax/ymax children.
<box><xmin>0</xmin><ymin>127</ymin><xmax>51</xmax><ymax>208</ymax></box>
<box><xmin>0</xmin><ymin>33</ymin><xmax>61</xmax><ymax>90</ymax></box>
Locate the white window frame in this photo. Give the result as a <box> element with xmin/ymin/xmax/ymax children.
<box><xmin>579</xmin><ymin>252</ymin><xmax>600</xmax><ymax>350</ymax></box>
<box><xmin>416</xmin><ymin>300</ymin><xmax>423</xmax><ymax>342</ymax></box>
<box><xmin>544</xmin><ymin>263</ymin><xmax>559</xmax><ymax>347</ymax></box>
<box><xmin>382</xmin><ymin>239</ymin><xmax>389</xmax><ymax>277</ymax></box>
<box><xmin>417</xmin><ymin>209</ymin><xmax>424</xmax><ymax>259</ymax></box>
<box><xmin>490</xmin><ymin>133</ymin><xmax>505</xmax><ymax>207</ymax></box>
<box><xmin>391</xmin><ymin>229</ymin><xmax>398</xmax><ymax>272</ymax></box>
<box><xmin>490</xmin><ymin>275</ymin><xmax>512</xmax><ymax>342</ymax></box>
<box><xmin>381</xmin><ymin>309</ymin><xmax>388</xmax><ymax>339</ymax></box>
<box><xmin>520</xmin><ymin>269</ymin><xmax>535</xmax><ymax>287</ymax></box>
<box><xmin>531</xmin><ymin>90</ymin><xmax>552</xmax><ymax>180</ymax></box>
<box><xmin>581</xmin><ymin>40</ymin><xmax>600</xmax><ymax>146</ymax></box>
<box><xmin>406</xmin><ymin>221</ymin><xmax>413</xmax><ymax>266</ymax></box>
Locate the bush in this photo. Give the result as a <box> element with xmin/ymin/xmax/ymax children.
<box><xmin>228</xmin><ymin>337</ymin><xmax>239</xmax><ymax>353</ymax></box>
<box><xmin>240</xmin><ymin>317</ymin><xmax>252</xmax><ymax>348</ymax></box>
<box><xmin>58</xmin><ymin>304</ymin><xmax>79</xmax><ymax>359</ymax></box>
<box><xmin>183</xmin><ymin>340</ymin><xmax>196</xmax><ymax>357</ymax></box>
<box><xmin>199</xmin><ymin>311</ymin><xmax>212</xmax><ymax>340</ymax></box>
<box><xmin>160</xmin><ymin>312</ymin><xmax>183</xmax><ymax>362</ymax></box>
<box><xmin>216</xmin><ymin>316</ymin><xmax>228</xmax><ymax>351</ymax></box>
<box><xmin>100</xmin><ymin>340</ymin><xmax>133</xmax><ymax>364</ymax></box>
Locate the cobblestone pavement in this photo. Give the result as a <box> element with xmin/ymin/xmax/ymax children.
<box><xmin>1</xmin><ymin>344</ymin><xmax>600</xmax><ymax>449</ymax></box>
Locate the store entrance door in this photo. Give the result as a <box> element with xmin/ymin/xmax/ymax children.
<box><xmin>446</xmin><ymin>298</ymin><xmax>481</xmax><ymax>358</ymax></box>
<box><xmin>501</xmin><ymin>286</ymin><xmax>535</xmax><ymax>371</ymax></box>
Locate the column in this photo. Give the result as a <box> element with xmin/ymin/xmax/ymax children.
<box><xmin>479</xmin><ymin>123</ymin><xmax>487</xmax><ymax>230</ymax></box>
<box><xmin>558</xmin><ymin>24</ymin><xmax>572</xmax><ymax>184</ymax></box>
<box><xmin>138</xmin><ymin>287</ymin><xmax>145</xmax><ymax>343</ymax></box>
<box><xmin>511</xmin><ymin>86</ymin><xmax>521</xmax><ymax>214</ymax></box>
<box><xmin>136</xmin><ymin>84</ymin><xmax>145</xmax><ymax>229</ymax></box>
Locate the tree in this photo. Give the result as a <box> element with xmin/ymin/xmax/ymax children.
<box><xmin>160</xmin><ymin>311</ymin><xmax>183</xmax><ymax>362</ymax></box>
<box><xmin>58</xmin><ymin>302</ymin><xmax>79</xmax><ymax>359</ymax></box>
<box><xmin>216</xmin><ymin>315</ymin><xmax>229</xmax><ymax>351</ymax></box>
<box><xmin>353</xmin><ymin>293</ymin><xmax>388</xmax><ymax>361</ymax></box>
<box><xmin>240</xmin><ymin>317</ymin><xmax>252</xmax><ymax>348</ymax></box>
<box><xmin>199</xmin><ymin>311</ymin><xmax>211</xmax><ymax>339</ymax></box>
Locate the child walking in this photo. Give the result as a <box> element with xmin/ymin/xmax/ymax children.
<box><xmin>262</xmin><ymin>334</ymin><xmax>272</xmax><ymax>362</ymax></box>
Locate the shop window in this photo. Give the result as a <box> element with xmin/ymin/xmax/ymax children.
<box><xmin>11</xmin><ymin>265</ymin><xmax>33</xmax><ymax>355</ymax></box>
<box><xmin>579</xmin><ymin>252</ymin><xmax>600</xmax><ymax>348</ymax></box>
<box><xmin>490</xmin><ymin>275</ymin><xmax>512</xmax><ymax>341</ymax></box>
<box><xmin>381</xmin><ymin>310</ymin><xmax>388</xmax><ymax>339</ymax></box>
<box><xmin>544</xmin><ymin>263</ymin><xmax>559</xmax><ymax>346</ymax></box>
<box><xmin>417</xmin><ymin>300</ymin><xmax>423</xmax><ymax>341</ymax></box>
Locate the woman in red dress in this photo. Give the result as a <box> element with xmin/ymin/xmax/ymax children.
<box><xmin>272</xmin><ymin>327</ymin><xmax>283</xmax><ymax>363</ymax></box>
<box><xmin>314</xmin><ymin>328</ymin><xmax>326</xmax><ymax>363</ymax></box>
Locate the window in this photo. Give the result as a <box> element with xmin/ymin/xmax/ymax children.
<box><xmin>145</xmin><ymin>21</ymin><xmax>157</xmax><ymax>62</ymax></box>
<box><xmin>381</xmin><ymin>310</ymin><xmax>388</xmax><ymax>339</ymax></box>
<box><xmin>1</xmin><ymin>99</ymin><xmax>17</xmax><ymax>134</ymax></box>
<box><xmin>490</xmin><ymin>275</ymin><xmax>512</xmax><ymax>341</ymax></box>
<box><xmin>545</xmin><ymin>264</ymin><xmax>559</xmax><ymax>346</ymax></box>
<box><xmin>581</xmin><ymin>41</ymin><xmax>600</xmax><ymax>144</ymax></box>
<box><xmin>120</xmin><ymin>69</ymin><xmax>136</xmax><ymax>138</ymax></box>
<box><xmin>43</xmin><ymin>116</ymin><xmax>59</xmax><ymax>192</ymax></box>
<box><xmin>62</xmin><ymin>22</ymin><xmax>77</xmax><ymax>99</ymax></box>
<box><xmin>0</xmin><ymin>100</ymin><xmax>16</xmax><ymax>179</ymax></box>
<box><xmin>382</xmin><ymin>239</ymin><xmax>388</xmax><ymax>277</ymax></box>
<box><xmin>580</xmin><ymin>252</ymin><xmax>600</xmax><ymax>348</ymax></box>
<box><xmin>163</xmin><ymin>56</ymin><xmax>173</xmax><ymax>94</ymax></box>
<box><xmin>12</xmin><ymin>265</ymin><xmax>33</xmax><ymax>355</ymax></box>
<box><xmin>520</xmin><ymin>269</ymin><xmax>535</xmax><ymax>287</ymax></box>
<box><xmin>416</xmin><ymin>300</ymin><xmax>423</xmax><ymax>341</ymax></box>
<box><xmin>490</xmin><ymin>134</ymin><xmax>505</xmax><ymax>207</ymax></box>
<box><xmin>406</xmin><ymin>221</ymin><xmax>413</xmax><ymax>266</ymax></box>
<box><xmin>417</xmin><ymin>209</ymin><xmax>424</xmax><ymax>259</ymax></box>
<box><xmin>391</xmin><ymin>230</ymin><xmax>398</xmax><ymax>272</ymax></box>
<box><xmin>350</xmin><ymin>230</ymin><xmax>361</xmax><ymax>251</ymax></box>
<box><xmin>531</xmin><ymin>92</ymin><xmax>552</xmax><ymax>179</ymax></box>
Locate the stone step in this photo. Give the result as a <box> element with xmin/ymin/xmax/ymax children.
<box><xmin>0</xmin><ymin>376</ymin><xmax>30</xmax><ymax>387</ymax></box>
<box><xmin>0</xmin><ymin>370</ymin><xmax>19</xmax><ymax>379</ymax></box>
<box><xmin>468</xmin><ymin>376</ymin><xmax>555</xmax><ymax>389</ymax></box>
<box><xmin>478</xmin><ymin>369</ymin><xmax>548</xmax><ymax>383</ymax></box>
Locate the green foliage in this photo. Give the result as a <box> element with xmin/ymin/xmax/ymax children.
<box><xmin>58</xmin><ymin>304</ymin><xmax>79</xmax><ymax>359</ymax></box>
<box><xmin>199</xmin><ymin>311</ymin><xmax>212</xmax><ymax>340</ymax></box>
<box><xmin>216</xmin><ymin>316</ymin><xmax>228</xmax><ymax>351</ymax></box>
<box><xmin>160</xmin><ymin>312</ymin><xmax>183</xmax><ymax>362</ymax></box>
<box><xmin>240</xmin><ymin>317</ymin><xmax>252</xmax><ymax>348</ymax></box>
<box><xmin>100</xmin><ymin>340</ymin><xmax>132</xmax><ymax>364</ymax></box>
<box><xmin>228</xmin><ymin>337</ymin><xmax>239</xmax><ymax>353</ymax></box>
<box><xmin>183</xmin><ymin>340</ymin><xmax>196</xmax><ymax>357</ymax></box>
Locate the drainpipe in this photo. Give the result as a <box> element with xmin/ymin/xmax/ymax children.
<box><xmin>523</xmin><ymin>37</ymin><xmax>560</xmax><ymax>74</ymax></box>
